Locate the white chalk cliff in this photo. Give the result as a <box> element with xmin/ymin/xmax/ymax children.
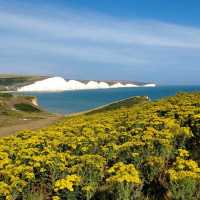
<box><xmin>143</xmin><ymin>83</ymin><xmax>156</xmax><ymax>87</ymax></box>
<box><xmin>17</xmin><ymin>77</ymin><xmax>156</xmax><ymax>92</ymax></box>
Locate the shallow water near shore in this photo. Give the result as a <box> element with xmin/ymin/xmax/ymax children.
<box><xmin>22</xmin><ymin>85</ymin><xmax>200</xmax><ymax>114</ymax></box>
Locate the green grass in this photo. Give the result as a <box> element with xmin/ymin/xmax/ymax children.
<box><xmin>0</xmin><ymin>93</ymin><xmax>46</xmax><ymax>128</ymax></box>
<box><xmin>14</xmin><ymin>103</ymin><xmax>41</xmax><ymax>112</ymax></box>
<box><xmin>86</xmin><ymin>96</ymin><xmax>148</xmax><ymax>115</ymax></box>
<box><xmin>0</xmin><ymin>93</ymin><xmax>13</xmax><ymax>98</ymax></box>
<box><xmin>0</xmin><ymin>74</ymin><xmax>49</xmax><ymax>90</ymax></box>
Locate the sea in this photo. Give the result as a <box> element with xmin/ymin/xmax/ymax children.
<box><xmin>22</xmin><ymin>86</ymin><xmax>200</xmax><ymax>114</ymax></box>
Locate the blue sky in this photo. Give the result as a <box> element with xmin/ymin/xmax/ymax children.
<box><xmin>0</xmin><ymin>0</ymin><xmax>200</xmax><ymax>85</ymax></box>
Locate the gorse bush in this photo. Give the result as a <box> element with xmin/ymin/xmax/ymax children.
<box><xmin>0</xmin><ymin>93</ymin><xmax>200</xmax><ymax>200</ymax></box>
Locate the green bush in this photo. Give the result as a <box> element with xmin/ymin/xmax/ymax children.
<box><xmin>0</xmin><ymin>93</ymin><xmax>13</xmax><ymax>98</ymax></box>
<box><xmin>14</xmin><ymin>103</ymin><xmax>40</xmax><ymax>112</ymax></box>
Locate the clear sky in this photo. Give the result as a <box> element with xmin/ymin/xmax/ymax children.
<box><xmin>0</xmin><ymin>0</ymin><xmax>200</xmax><ymax>85</ymax></box>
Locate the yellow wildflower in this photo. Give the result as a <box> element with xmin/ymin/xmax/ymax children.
<box><xmin>54</xmin><ymin>175</ymin><xmax>81</xmax><ymax>192</ymax></box>
<box><xmin>106</xmin><ymin>162</ymin><xmax>142</xmax><ymax>185</ymax></box>
<box><xmin>52</xmin><ymin>196</ymin><xmax>60</xmax><ymax>200</ymax></box>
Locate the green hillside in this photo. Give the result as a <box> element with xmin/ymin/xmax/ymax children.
<box><xmin>0</xmin><ymin>93</ymin><xmax>43</xmax><ymax>127</ymax></box>
<box><xmin>0</xmin><ymin>75</ymin><xmax>48</xmax><ymax>91</ymax></box>
<box><xmin>0</xmin><ymin>93</ymin><xmax>63</xmax><ymax>137</ymax></box>
<box><xmin>0</xmin><ymin>93</ymin><xmax>200</xmax><ymax>200</ymax></box>
<box><xmin>86</xmin><ymin>96</ymin><xmax>149</xmax><ymax>115</ymax></box>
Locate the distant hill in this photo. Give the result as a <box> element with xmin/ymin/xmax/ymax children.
<box><xmin>0</xmin><ymin>74</ymin><xmax>49</xmax><ymax>91</ymax></box>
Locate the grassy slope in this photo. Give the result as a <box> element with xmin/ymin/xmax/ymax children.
<box><xmin>0</xmin><ymin>93</ymin><xmax>62</xmax><ymax>136</ymax></box>
<box><xmin>86</xmin><ymin>96</ymin><xmax>149</xmax><ymax>115</ymax></box>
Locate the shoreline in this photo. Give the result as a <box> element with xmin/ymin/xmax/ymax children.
<box><xmin>66</xmin><ymin>96</ymin><xmax>149</xmax><ymax>117</ymax></box>
<box><xmin>0</xmin><ymin>95</ymin><xmax>148</xmax><ymax>137</ymax></box>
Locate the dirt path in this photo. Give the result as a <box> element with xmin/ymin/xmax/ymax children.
<box><xmin>0</xmin><ymin>115</ymin><xmax>64</xmax><ymax>137</ymax></box>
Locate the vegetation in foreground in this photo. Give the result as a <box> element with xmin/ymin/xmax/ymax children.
<box><xmin>0</xmin><ymin>93</ymin><xmax>200</xmax><ymax>200</ymax></box>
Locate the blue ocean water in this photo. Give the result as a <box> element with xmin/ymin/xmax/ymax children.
<box><xmin>23</xmin><ymin>86</ymin><xmax>200</xmax><ymax>114</ymax></box>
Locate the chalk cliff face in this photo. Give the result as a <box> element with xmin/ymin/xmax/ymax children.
<box><xmin>143</xmin><ymin>83</ymin><xmax>156</xmax><ymax>87</ymax></box>
<box><xmin>17</xmin><ymin>77</ymin><xmax>156</xmax><ymax>92</ymax></box>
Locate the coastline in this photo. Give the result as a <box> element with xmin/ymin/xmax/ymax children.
<box><xmin>66</xmin><ymin>96</ymin><xmax>149</xmax><ymax>117</ymax></box>
<box><xmin>0</xmin><ymin>92</ymin><xmax>64</xmax><ymax>137</ymax></box>
<box><xmin>1</xmin><ymin>86</ymin><xmax>199</xmax><ymax>136</ymax></box>
<box><xmin>0</xmin><ymin>95</ymin><xmax>148</xmax><ymax>137</ymax></box>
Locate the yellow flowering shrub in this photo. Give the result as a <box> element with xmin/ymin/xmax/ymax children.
<box><xmin>106</xmin><ymin>162</ymin><xmax>141</xmax><ymax>185</ymax></box>
<box><xmin>168</xmin><ymin>155</ymin><xmax>200</xmax><ymax>181</ymax></box>
<box><xmin>0</xmin><ymin>181</ymin><xmax>11</xmax><ymax>198</ymax></box>
<box><xmin>0</xmin><ymin>93</ymin><xmax>199</xmax><ymax>199</ymax></box>
<box><xmin>168</xmin><ymin>148</ymin><xmax>200</xmax><ymax>200</ymax></box>
<box><xmin>54</xmin><ymin>175</ymin><xmax>81</xmax><ymax>192</ymax></box>
<box><xmin>52</xmin><ymin>196</ymin><xmax>60</xmax><ymax>200</ymax></box>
